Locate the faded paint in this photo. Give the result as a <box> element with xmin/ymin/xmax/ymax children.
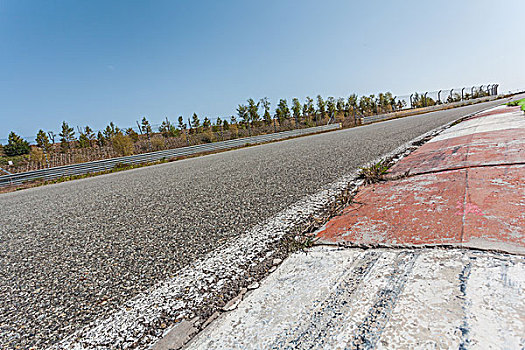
<box><xmin>186</xmin><ymin>247</ymin><xmax>525</xmax><ymax>349</ymax></box>
<box><xmin>317</xmin><ymin>105</ymin><xmax>525</xmax><ymax>254</ymax></box>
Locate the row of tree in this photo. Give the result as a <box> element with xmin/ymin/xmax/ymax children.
<box><xmin>2</xmin><ymin>89</ymin><xmax>488</xmax><ymax>158</ymax></box>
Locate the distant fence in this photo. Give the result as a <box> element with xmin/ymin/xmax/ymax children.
<box><xmin>0</xmin><ymin>123</ymin><xmax>341</xmax><ymax>187</ymax></box>
<box><xmin>395</xmin><ymin>84</ymin><xmax>499</xmax><ymax>110</ymax></box>
<box><xmin>361</xmin><ymin>92</ymin><xmax>502</xmax><ymax>125</ymax></box>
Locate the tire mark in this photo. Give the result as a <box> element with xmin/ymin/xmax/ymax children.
<box><xmin>346</xmin><ymin>251</ymin><xmax>419</xmax><ymax>350</ymax></box>
<box><xmin>270</xmin><ymin>251</ymin><xmax>382</xmax><ymax>349</ymax></box>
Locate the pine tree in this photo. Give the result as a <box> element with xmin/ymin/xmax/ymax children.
<box><xmin>35</xmin><ymin>129</ymin><xmax>51</xmax><ymax>152</ymax></box>
<box><xmin>316</xmin><ymin>95</ymin><xmax>326</xmax><ymax>121</ymax></box>
<box><xmin>275</xmin><ymin>99</ymin><xmax>290</xmax><ymax>124</ymax></box>
<box><xmin>59</xmin><ymin>121</ymin><xmax>75</xmax><ymax>152</ymax></box>
<box><xmin>292</xmin><ymin>98</ymin><xmax>302</xmax><ymax>126</ymax></box>
<box><xmin>4</xmin><ymin>132</ymin><xmax>30</xmax><ymax>156</ymax></box>
<box><xmin>191</xmin><ymin>113</ymin><xmax>201</xmax><ymax>130</ymax></box>
<box><xmin>247</xmin><ymin>98</ymin><xmax>260</xmax><ymax>126</ymax></box>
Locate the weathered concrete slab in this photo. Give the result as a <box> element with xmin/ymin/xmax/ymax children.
<box><xmin>186</xmin><ymin>247</ymin><xmax>525</xmax><ymax>349</ymax></box>
<box><xmin>317</xmin><ymin>105</ymin><xmax>525</xmax><ymax>254</ymax></box>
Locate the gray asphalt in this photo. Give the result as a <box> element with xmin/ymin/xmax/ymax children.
<box><xmin>0</xmin><ymin>99</ymin><xmax>510</xmax><ymax>348</ymax></box>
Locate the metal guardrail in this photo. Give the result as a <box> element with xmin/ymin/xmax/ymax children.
<box><xmin>0</xmin><ymin>123</ymin><xmax>341</xmax><ymax>187</ymax></box>
<box><xmin>361</xmin><ymin>94</ymin><xmax>503</xmax><ymax>125</ymax></box>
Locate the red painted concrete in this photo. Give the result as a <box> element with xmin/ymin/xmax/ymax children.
<box><xmin>317</xmin><ymin>109</ymin><xmax>525</xmax><ymax>250</ymax></box>
<box><xmin>389</xmin><ymin>129</ymin><xmax>525</xmax><ymax>177</ymax></box>
<box><xmin>464</xmin><ymin>165</ymin><xmax>525</xmax><ymax>247</ymax></box>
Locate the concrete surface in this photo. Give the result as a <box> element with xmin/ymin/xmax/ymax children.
<box><xmin>318</xmin><ymin>105</ymin><xmax>525</xmax><ymax>254</ymax></box>
<box><xmin>1</xmin><ymin>99</ymin><xmax>513</xmax><ymax>349</ymax></box>
<box><xmin>186</xmin><ymin>246</ymin><xmax>525</xmax><ymax>349</ymax></box>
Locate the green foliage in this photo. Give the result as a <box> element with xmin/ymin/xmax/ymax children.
<box><xmin>326</xmin><ymin>96</ymin><xmax>336</xmax><ymax>117</ymax></box>
<box><xmin>202</xmin><ymin>117</ymin><xmax>211</xmax><ymax>129</ymax></box>
<box><xmin>97</xmin><ymin>131</ymin><xmax>106</xmax><ymax>147</ymax></box>
<box><xmin>316</xmin><ymin>95</ymin><xmax>326</xmax><ymax>119</ymax></box>
<box><xmin>141</xmin><ymin>117</ymin><xmax>152</xmax><ymax>136</ymax></box>
<box><xmin>359</xmin><ymin>160</ymin><xmax>391</xmax><ymax>184</ymax></box>
<box><xmin>125</xmin><ymin>128</ymin><xmax>139</xmax><ymax>142</ymax></box>
<box><xmin>178</xmin><ymin>116</ymin><xmax>187</xmax><ymax>131</ymax></box>
<box><xmin>275</xmin><ymin>99</ymin><xmax>290</xmax><ymax>123</ymax></box>
<box><xmin>191</xmin><ymin>113</ymin><xmax>201</xmax><ymax>130</ymax></box>
<box><xmin>78</xmin><ymin>126</ymin><xmax>95</xmax><ymax>148</ymax></box>
<box><xmin>159</xmin><ymin>118</ymin><xmax>179</xmax><ymax>137</ymax></box>
<box><xmin>237</xmin><ymin>104</ymin><xmax>248</xmax><ymax>125</ymax></box>
<box><xmin>507</xmin><ymin>98</ymin><xmax>525</xmax><ymax>111</ymax></box>
<box><xmin>4</xmin><ymin>132</ymin><xmax>30</xmax><ymax>156</ymax></box>
<box><xmin>112</xmin><ymin>132</ymin><xmax>134</xmax><ymax>155</ymax></box>
<box><xmin>260</xmin><ymin>97</ymin><xmax>272</xmax><ymax>125</ymax></box>
<box><xmin>247</xmin><ymin>98</ymin><xmax>260</xmax><ymax>125</ymax></box>
<box><xmin>35</xmin><ymin>129</ymin><xmax>51</xmax><ymax>152</ymax></box>
<box><xmin>59</xmin><ymin>121</ymin><xmax>75</xmax><ymax>152</ymax></box>
<box><xmin>292</xmin><ymin>98</ymin><xmax>302</xmax><ymax>123</ymax></box>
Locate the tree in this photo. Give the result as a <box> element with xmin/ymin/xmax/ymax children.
<box><xmin>104</xmin><ymin>122</ymin><xmax>119</xmax><ymax>140</ymax></box>
<box><xmin>316</xmin><ymin>95</ymin><xmax>326</xmax><ymax>121</ymax></box>
<box><xmin>292</xmin><ymin>98</ymin><xmax>302</xmax><ymax>126</ymax></box>
<box><xmin>275</xmin><ymin>99</ymin><xmax>290</xmax><ymax>124</ymax></box>
<box><xmin>97</xmin><ymin>131</ymin><xmax>106</xmax><ymax>147</ymax></box>
<box><xmin>336</xmin><ymin>97</ymin><xmax>346</xmax><ymax>114</ymax></box>
<box><xmin>260</xmin><ymin>97</ymin><xmax>272</xmax><ymax>125</ymax></box>
<box><xmin>236</xmin><ymin>104</ymin><xmax>248</xmax><ymax>125</ymax></box>
<box><xmin>47</xmin><ymin>131</ymin><xmax>56</xmax><ymax>145</ymax></box>
<box><xmin>202</xmin><ymin>117</ymin><xmax>211</xmax><ymax>130</ymax></box>
<box><xmin>78</xmin><ymin>126</ymin><xmax>95</xmax><ymax>148</ymax></box>
<box><xmin>4</xmin><ymin>132</ymin><xmax>30</xmax><ymax>156</ymax></box>
<box><xmin>303</xmin><ymin>96</ymin><xmax>315</xmax><ymax>123</ymax></box>
<box><xmin>140</xmin><ymin>117</ymin><xmax>152</xmax><ymax>137</ymax></box>
<box><xmin>347</xmin><ymin>94</ymin><xmax>358</xmax><ymax>114</ymax></box>
<box><xmin>247</xmin><ymin>98</ymin><xmax>260</xmax><ymax>126</ymax></box>
<box><xmin>326</xmin><ymin>96</ymin><xmax>336</xmax><ymax>118</ymax></box>
<box><xmin>191</xmin><ymin>113</ymin><xmax>201</xmax><ymax>130</ymax></box>
<box><xmin>159</xmin><ymin>117</ymin><xmax>178</xmax><ymax>137</ymax></box>
<box><xmin>178</xmin><ymin>116</ymin><xmax>186</xmax><ymax>131</ymax></box>
<box><xmin>59</xmin><ymin>121</ymin><xmax>75</xmax><ymax>152</ymax></box>
<box><xmin>35</xmin><ymin>129</ymin><xmax>51</xmax><ymax>153</ymax></box>
<box><xmin>125</xmin><ymin>128</ymin><xmax>139</xmax><ymax>142</ymax></box>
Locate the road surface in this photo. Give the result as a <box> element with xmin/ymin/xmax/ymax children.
<box><xmin>0</xmin><ymin>98</ymin><xmax>515</xmax><ymax>348</ymax></box>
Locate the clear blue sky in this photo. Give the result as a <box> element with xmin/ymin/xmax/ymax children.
<box><xmin>1</xmin><ymin>0</ymin><xmax>523</xmax><ymax>141</ymax></box>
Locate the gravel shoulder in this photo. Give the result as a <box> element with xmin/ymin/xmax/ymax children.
<box><xmin>0</xmin><ymin>99</ymin><xmax>512</xmax><ymax>349</ymax></box>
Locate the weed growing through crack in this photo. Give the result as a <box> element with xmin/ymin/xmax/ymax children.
<box><xmin>359</xmin><ymin>159</ymin><xmax>392</xmax><ymax>184</ymax></box>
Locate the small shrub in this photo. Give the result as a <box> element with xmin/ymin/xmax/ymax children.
<box><xmin>201</xmin><ymin>130</ymin><xmax>215</xmax><ymax>143</ymax></box>
<box><xmin>151</xmin><ymin>135</ymin><xmax>166</xmax><ymax>151</ymax></box>
<box><xmin>112</xmin><ymin>133</ymin><xmax>134</xmax><ymax>156</ymax></box>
